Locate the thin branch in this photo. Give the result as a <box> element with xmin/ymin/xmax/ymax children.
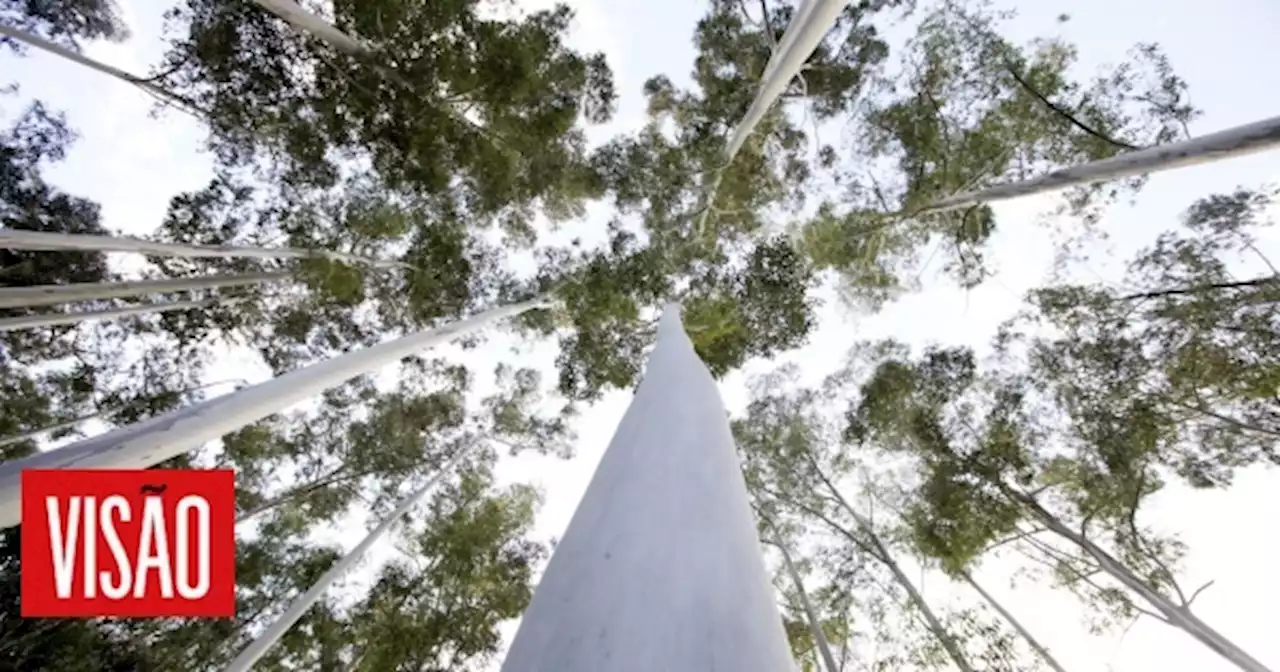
<box><xmin>1187</xmin><ymin>579</ymin><xmax>1216</xmax><ymax>607</ymax></box>
<box><xmin>1118</xmin><ymin>276</ymin><xmax>1279</xmax><ymax>301</ymax></box>
<box><xmin>1004</xmin><ymin>65</ymin><xmax>1139</xmax><ymax>151</ymax></box>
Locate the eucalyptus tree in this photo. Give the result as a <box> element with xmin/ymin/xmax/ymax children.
<box><xmin>154</xmin><ymin>0</ymin><xmax>615</xmax><ymax>224</ymax></box>
<box><xmin>506</xmin><ymin>0</ymin><xmax>907</xmax><ymax>400</ymax></box>
<box><xmin>734</xmin><ymin>365</ymin><xmax>1052</xmax><ymax>671</ymax></box>
<box><xmin>800</xmin><ymin>0</ymin><xmax>1200</xmax><ymax>306</ymax></box>
<box><xmin>845</xmin><ymin>246</ymin><xmax>1275</xmax><ymax>672</ymax></box>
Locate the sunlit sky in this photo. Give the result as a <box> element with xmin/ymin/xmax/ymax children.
<box><xmin>5</xmin><ymin>0</ymin><xmax>1280</xmax><ymax>669</ymax></box>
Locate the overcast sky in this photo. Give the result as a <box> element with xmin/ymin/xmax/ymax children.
<box><xmin>5</xmin><ymin>0</ymin><xmax>1280</xmax><ymax>669</ymax></box>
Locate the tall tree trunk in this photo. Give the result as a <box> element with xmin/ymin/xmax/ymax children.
<box><xmin>223</xmin><ymin>440</ymin><xmax>478</xmax><ymax>672</ymax></box>
<box><xmin>501</xmin><ymin>305</ymin><xmax>794</xmax><ymax>672</ymax></box>
<box><xmin>774</xmin><ymin>531</ymin><xmax>840</xmax><ymax>672</ymax></box>
<box><xmin>0</xmin><ymin>296</ymin><xmax>550</xmax><ymax>529</ymax></box>
<box><xmin>695</xmin><ymin>0</ymin><xmax>846</xmax><ymax>239</ymax></box>
<box><xmin>0</xmin><ymin>229</ymin><xmax>411</xmax><ymax>269</ymax></box>
<box><xmin>1005</xmin><ymin>487</ymin><xmax>1272</xmax><ymax>672</ymax></box>
<box><xmin>0</xmin><ymin>24</ymin><xmax>193</xmax><ymax>110</ymax></box>
<box><xmin>806</xmin><ymin>457</ymin><xmax>978</xmax><ymax>672</ymax></box>
<box><xmin>860</xmin><ymin>523</ymin><xmax>976</xmax><ymax>672</ymax></box>
<box><xmin>0</xmin><ymin>296</ymin><xmax>239</xmax><ymax>332</ymax></box>
<box><xmin>959</xmin><ymin>570</ymin><xmax>1068</xmax><ymax>672</ymax></box>
<box><xmin>912</xmin><ymin>115</ymin><xmax>1280</xmax><ymax>217</ymax></box>
<box><xmin>0</xmin><ymin>272</ymin><xmax>288</xmax><ymax>309</ymax></box>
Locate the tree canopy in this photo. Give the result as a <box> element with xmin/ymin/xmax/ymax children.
<box><xmin>3</xmin><ymin>0</ymin><xmax>1276</xmax><ymax>669</ymax></box>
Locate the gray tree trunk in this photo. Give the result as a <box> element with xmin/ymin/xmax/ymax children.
<box><xmin>0</xmin><ymin>297</ymin><xmax>548</xmax><ymax>528</ymax></box>
<box><xmin>501</xmin><ymin>304</ymin><xmax>795</xmax><ymax>672</ymax></box>
<box><xmin>0</xmin><ymin>229</ymin><xmax>410</xmax><ymax>269</ymax></box>
<box><xmin>224</xmin><ymin>440</ymin><xmax>477</xmax><ymax>672</ymax></box>
<box><xmin>1009</xmin><ymin>489</ymin><xmax>1272</xmax><ymax>672</ymax></box>
<box><xmin>776</xmin><ymin>532</ymin><xmax>839</xmax><ymax>672</ymax></box>
<box><xmin>959</xmin><ymin>570</ymin><xmax>1068</xmax><ymax>672</ymax></box>
<box><xmin>913</xmin><ymin>115</ymin><xmax>1280</xmax><ymax>216</ymax></box>
<box><xmin>0</xmin><ymin>297</ymin><xmax>238</xmax><ymax>332</ymax></box>
<box><xmin>808</xmin><ymin>461</ymin><xmax>976</xmax><ymax>672</ymax></box>
<box><xmin>0</xmin><ymin>272</ymin><xmax>287</xmax><ymax>309</ymax></box>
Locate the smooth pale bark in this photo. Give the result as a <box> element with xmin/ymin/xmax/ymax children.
<box><xmin>0</xmin><ymin>297</ymin><xmax>234</xmax><ymax>332</ymax></box>
<box><xmin>960</xmin><ymin>571</ymin><xmax>1068</xmax><ymax>672</ymax></box>
<box><xmin>806</xmin><ymin>459</ymin><xmax>977</xmax><ymax>672</ymax></box>
<box><xmin>913</xmin><ymin>115</ymin><xmax>1280</xmax><ymax>216</ymax></box>
<box><xmin>725</xmin><ymin>0</ymin><xmax>846</xmax><ymax>158</ymax></box>
<box><xmin>696</xmin><ymin>0</ymin><xmax>846</xmax><ymax>238</ymax></box>
<box><xmin>250</xmin><ymin>0</ymin><xmax>367</xmax><ymax>54</ymax></box>
<box><xmin>0</xmin><ymin>25</ymin><xmax>188</xmax><ymax>108</ymax></box>
<box><xmin>0</xmin><ymin>229</ymin><xmax>410</xmax><ymax>269</ymax></box>
<box><xmin>223</xmin><ymin>441</ymin><xmax>476</xmax><ymax>672</ymax></box>
<box><xmin>776</xmin><ymin>533</ymin><xmax>840</xmax><ymax>672</ymax></box>
<box><xmin>0</xmin><ymin>378</ymin><xmax>247</xmax><ymax>450</ymax></box>
<box><xmin>501</xmin><ymin>305</ymin><xmax>794</xmax><ymax>672</ymax></box>
<box><xmin>0</xmin><ymin>297</ymin><xmax>549</xmax><ymax>528</ymax></box>
<box><xmin>0</xmin><ymin>272</ymin><xmax>288</xmax><ymax>309</ymax></box>
<box><xmin>1007</xmin><ymin>489</ymin><xmax>1273</xmax><ymax>672</ymax></box>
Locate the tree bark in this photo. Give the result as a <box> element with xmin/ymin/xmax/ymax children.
<box><xmin>224</xmin><ymin>441</ymin><xmax>477</xmax><ymax>672</ymax></box>
<box><xmin>959</xmin><ymin>570</ymin><xmax>1069</xmax><ymax>672</ymax></box>
<box><xmin>0</xmin><ymin>272</ymin><xmax>288</xmax><ymax>309</ymax></box>
<box><xmin>806</xmin><ymin>457</ymin><xmax>978</xmax><ymax>672</ymax></box>
<box><xmin>1006</xmin><ymin>488</ymin><xmax>1273</xmax><ymax>672</ymax></box>
<box><xmin>0</xmin><ymin>297</ymin><xmax>240</xmax><ymax>332</ymax></box>
<box><xmin>775</xmin><ymin>531</ymin><xmax>840</xmax><ymax>672</ymax></box>
<box><xmin>912</xmin><ymin>115</ymin><xmax>1280</xmax><ymax>217</ymax></box>
<box><xmin>501</xmin><ymin>305</ymin><xmax>794</xmax><ymax>672</ymax></box>
<box><xmin>0</xmin><ymin>297</ymin><xmax>549</xmax><ymax>529</ymax></box>
<box><xmin>0</xmin><ymin>228</ymin><xmax>411</xmax><ymax>269</ymax></box>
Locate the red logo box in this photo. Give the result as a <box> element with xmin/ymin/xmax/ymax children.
<box><xmin>21</xmin><ymin>469</ymin><xmax>235</xmax><ymax>618</ymax></box>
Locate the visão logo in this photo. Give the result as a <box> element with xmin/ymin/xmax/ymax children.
<box><xmin>21</xmin><ymin>469</ymin><xmax>235</xmax><ymax>618</ymax></box>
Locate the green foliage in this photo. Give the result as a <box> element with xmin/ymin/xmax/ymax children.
<box><xmin>1</xmin><ymin>0</ymin><xmax>127</xmax><ymax>50</ymax></box>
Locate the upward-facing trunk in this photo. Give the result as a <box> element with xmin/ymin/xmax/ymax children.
<box><xmin>807</xmin><ymin>459</ymin><xmax>977</xmax><ymax>672</ymax></box>
<box><xmin>775</xmin><ymin>532</ymin><xmax>840</xmax><ymax>672</ymax></box>
<box><xmin>0</xmin><ymin>297</ymin><xmax>550</xmax><ymax>529</ymax></box>
<box><xmin>224</xmin><ymin>440</ymin><xmax>478</xmax><ymax>672</ymax></box>
<box><xmin>0</xmin><ymin>296</ymin><xmax>240</xmax><ymax>332</ymax></box>
<box><xmin>1005</xmin><ymin>488</ymin><xmax>1272</xmax><ymax>672</ymax></box>
<box><xmin>959</xmin><ymin>570</ymin><xmax>1068</xmax><ymax>672</ymax></box>
<box><xmin>0</xmin><ymin>272</ymin><xmax>288</xmax><ymax>309</ymax></box>
<box><xmin>501</xmin><ymin>305</ymin><xmax>794</xmax><ymax>672</ymax></box>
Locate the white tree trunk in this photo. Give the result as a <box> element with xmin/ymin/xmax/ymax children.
<box><xmin>223</xmin><ymin>441</ymin><xmax>477</xmax><ymax>672</ymax></box>
<box><xmin>808</xmin><ymin>462</ymin><xmax>976</xmax><ymax>672</ymax></box>
<box><xmin>501</xmin><ymin>304</ymin><xmax>795</xmax><ymax>672</ymax></box>
<box><xmin>1010</xmin><ymin>490</ymin><xmax>1273</xmax><ymax>672</ymax></box>
<box><xmin>726</xmin><ymin>0</ymin><xmax>846</xmax><ymax>158</ymax></box>
<box><xmin>0</xmin><ymin>297</ymin><xmax>236</xmax><ymax>332</ymax></box>
<box><xmin>776</xmin><ymin>533</ymin><xmax>839</xmax><ymax>672</ymax></box>
<box><xmin>696</xmin><ymin>0</ymin><xmax>845</xmax><ymax>238</ymax></box>
<box><xmin>0</xmin><ymin>229</ymin><xmax>410</xmax><ymax>269</ymax></box>
<box><xmin>914</xmin><ymin>115</ymin><xmax>1280</xmax><ymax>216</ymax></box>
<box><xmin>0</xmin><ymin>297</ymin><xmax>548</xmax><ymax>528</ymax></box>
<box><xmin>0</xmin><ymin>25</ymin><xmax>188</xmax><ymax>108</ymax></box>
<box><xmin>0</xmin><ymin>272</ymin><xmax>287</xmax><ymax>309</ymax></box>
<box><xmin>960</xmin><ymin>570</ymin><xmax>1068</xmax><ymax>672</ymax></box>
<box><xmin>251</xmin><ymin>0</ymin><xmax>369</xmax><ymax>54</ymax></box>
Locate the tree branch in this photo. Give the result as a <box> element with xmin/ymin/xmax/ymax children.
<box><xmin>1118</xmin><ymin>275</ymin><xmax>1279</xmax><ymax>301</ymax></box>
<box><xmin>1004</xmin><ymin>65</ymin><xmax>1139</xmax><ymax>151</ymax></box>
<box><xmin>1187</xmin><ymin>579</ymin><xmax>1216</xmax><ymax>607</ymax></box>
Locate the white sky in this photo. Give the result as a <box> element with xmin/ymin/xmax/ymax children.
<box><xmin>5</xmin><ymin>0</ymin><xmax>1280</xmax><ymax>669</ymax></box>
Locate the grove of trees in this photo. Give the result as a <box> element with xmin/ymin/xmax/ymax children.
<box><xmin>1</xmin><ymin>0</ymin><xmax>1275</xmax><ymax>669</ymax></box>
